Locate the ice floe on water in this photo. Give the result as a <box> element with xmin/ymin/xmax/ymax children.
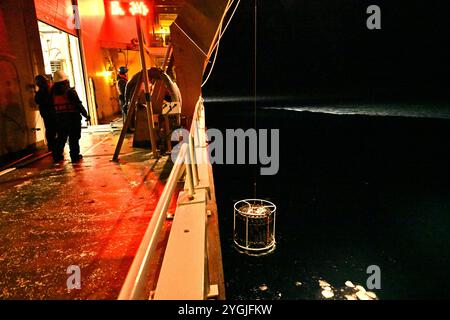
<box><xmin>322</xmin><ymin>289</ymin><xmax>334</xmax><ymax>299</ymax></box>
<box><xmin>319</xmin><ymin>280</ymin><xmax>331</xmax><ymax>288</ymax></box>
<box><xmin>259</xmin><ymin>284</ymin><xmax>268</xmax><ymax>292</ymax></box>
<box><xmin>250</xmin><ymin>278</ymin><xmax>379</xmax><ymax>300</ymax></box>
<box><xmin>317</xmin><ymin>278</ymin><xmax>379</xmax><ymax>300</ymax></box>
<box><xmin>345</xmin><ymin>280</ymin><xmax>355</xmax><ymax>288</ymax></box>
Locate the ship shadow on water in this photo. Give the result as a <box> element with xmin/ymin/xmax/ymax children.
<box><xmin>206</xmin><ymin>100</ymin><xmax>450</xmax><ymax>300</ymax></box>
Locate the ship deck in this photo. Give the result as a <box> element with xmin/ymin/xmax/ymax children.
<box><xmin>0</xmin><ymin>123</ymin><xmax>183</xmax><ymax>299</ymax></box>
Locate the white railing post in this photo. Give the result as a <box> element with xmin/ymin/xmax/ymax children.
<box><xmin>189</xmin><ymin>133</ymin><xmax>199</xmax><ymax>186</ymax></box>
<box><xmin>185</xmin><ymin>150</ymin><xmax>195</xmax><ymax>199</ymax></box>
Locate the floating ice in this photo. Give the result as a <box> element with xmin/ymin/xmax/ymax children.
<box><xmin>319</xmin><ymin>280</ymin><xmax>331</xmax><ymax>288</ymax></box>
<box><xmin>345</xmin><ymin>281</ymin><xmax>355</xmax><ymax>288</ymax></box>
<box><xmin>355</xmin><ymin>285</ymin><xmax>366</xmax><ymax>293</ymax></box>
<box><xmin>322</xmin><ymin>290</ymin><xmax>334</xmax><ymax>299</ymax></box>
<box><xmin>259</xmin><ymin>284</ymin><xmax>268</xmax><ymax>292</ymax></box>
<box><xmin>366</xmin><ymin>291</ymin><xmax>378</xmax><ymax>299</ymax></box>
<box><xmin>356</xmin><ymin>291</ymin><xmax>371</xmax><ymax>300</ymax></box>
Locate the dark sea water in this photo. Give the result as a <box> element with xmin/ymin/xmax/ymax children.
<box><xmin>205</xmin><ymin>100</ymin><xmax>450</xmax><ymax>300</ymax></box>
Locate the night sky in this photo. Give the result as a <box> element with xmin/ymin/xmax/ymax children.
<box><xmin>204</xmin><ymin>0</ymin><xmax>450</xmax><ymax>101</ymax></box>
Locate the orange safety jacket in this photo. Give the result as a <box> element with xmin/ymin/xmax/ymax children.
<box><xmin>53</xmin><ymin>93</ymin><xmax>78</xmax><ymax>113</ymax></box>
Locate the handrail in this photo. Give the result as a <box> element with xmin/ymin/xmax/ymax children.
<box><xmin>118</xmin><ymin>97</ymin><xmax>204</xmax><ymax>300</ymax></box>
<box><xmin>118</xmin><ymin>143</ymin><xmax>187</xmax><ymax>300</ymax></box>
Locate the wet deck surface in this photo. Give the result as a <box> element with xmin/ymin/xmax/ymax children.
<box><xmin>0</xmin><ymin>124</ymin><xmax>176</xmax><ymax>299</ymax></box>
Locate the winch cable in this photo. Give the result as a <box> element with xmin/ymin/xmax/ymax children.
<box><xmin>201</xmin><ymin>23</ymin><xmax>222</xmax><ymax>87</ymax></box>
<box><xmin>201</xmin><ymin>0</ymin><xmax>241</xmax><ymax>87</ymax></box>
<box><xmin>253</xmin><ymin>0</ymin><xmax>258</xmax><ymax>199</ymax></box>
<box><xmin>173</xmin><ymin>21</ymin><xmax>208</xmax><ymax>57</ymax></box>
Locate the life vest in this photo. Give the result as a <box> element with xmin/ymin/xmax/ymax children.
<box><xmin>117</xmin><ymin>73</ymin><xmax>128</xmax><ymax>82</ymax></box>
<box><xmin>53</xmin><ymin>93</ymin><xmax>78</xmax><ymax>113</ymax></box>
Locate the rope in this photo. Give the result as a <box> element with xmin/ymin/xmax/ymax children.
<box><xmin>253</xmin><ymin>0</ymin><xmax>258</xmax><ymax>199</ymax></box>
<box><xmin>172</xmin><ymin>21</ymin><xmax>208</xmax><ymax>57</ymax></box>
<box><xmin>201</xmin><ymin>0</ymin><xmax>242</xmax><ymax>87</ymax></box>
<box><xmin>201</xmin><ymin>21</ymin><xmax>222</xmax><ymax>87</ymax></box>
<box><xmin>210</xmin><ymin>0</ymin><xmax>241</xmax><ymax>54</ymax></box>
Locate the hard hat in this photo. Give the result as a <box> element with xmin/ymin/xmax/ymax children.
<box><xmin>53</xmin><ymin>70</ymin><xmax>68</xmax><ymax>83</ymax></box>
<box><xmin>119</xmin><ymin>66</ymin><xmax>128</xmax><ymax>74</ymax></box>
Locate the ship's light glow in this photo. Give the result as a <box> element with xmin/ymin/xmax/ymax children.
<box><xmin>111</xmin><ymin>1</ymin><xmax>125</xmax><ymax>16</ymax></box>
<box><xmin>129</xmin><ymin>1</ymin><xmax>149</xmax><ymax>16</ymax></box>
<box><xmin>96</xmin><ymin>71</ymin><xmax>113</xmax><ymax>78</ymax></box>
<box><xmin>109</xmin><ymin>1</ymin><xmax>149</xmax><ymax>16</ymax></box>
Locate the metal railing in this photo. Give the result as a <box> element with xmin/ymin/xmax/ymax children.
<box><xmin>118</xmin><ymin>97</ymin><xmax>208</xmax><ymax>300</ymax></box>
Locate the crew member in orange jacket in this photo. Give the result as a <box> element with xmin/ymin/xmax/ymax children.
<box><xmin>51</xmin><ymin>70</ymin><xmax>90</xmax><ymax>163</ymax></box>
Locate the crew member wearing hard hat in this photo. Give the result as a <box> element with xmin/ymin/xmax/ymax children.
<box><xmin>51</xmin><ymin>70</ymin><xmax>90</xmax><ymax>163</ymax></box>
<box><xmin>116</xmin><ymin>66</ymin><xmax>128</xmax><ymax>122</ymax></box>
<box><xmin>34</xmin><ymin>74</ymin><xmax>56</xmax><ymax>152</ymax></box>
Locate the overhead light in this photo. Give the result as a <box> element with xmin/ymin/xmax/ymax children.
<box><xmin>96</xmin><ymin>71</ymin><xmax>113</xmax><ymax>78</ymax></box>
<box><xmin>111</xmin><ymin>1</ymin><xmax>125</xmax><ymax>16</ymax></box>
<box><xmin>129</xmin><ymin>1</ymin><xmax>149</xmax><ymax>16</ymax></box>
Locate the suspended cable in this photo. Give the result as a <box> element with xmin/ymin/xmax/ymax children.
<box><xmin>172</xmin><ymin>21</ymin><xmax>208</xmax><ymax>57</ymax></box>
<box><xmin>201</xmin><ymin>22</ymin><xmax>222</xmax><ymax>87</ymax></box>
<box><xmin>210</xmin><ymin>0</ymin><xmax>241</xmax><ymax>53</ymax></box>
<box><xmin>201</xmin><ymin>0</ymin><xmax>241</xmax><ymax>87</ymax></box>
<box><xmin>253</xmin><ymin>0</ymin><xmax>258</xmax><ymax>198</ymax></box>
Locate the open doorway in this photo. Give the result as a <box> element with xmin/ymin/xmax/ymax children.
<box><xmin>38</xmin><ymin>21</ymin><xmax>90</xmax><ymax>127</ymax></box>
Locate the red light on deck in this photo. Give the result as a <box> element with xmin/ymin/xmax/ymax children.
<box><xmin>129</xmin><ymin>2</ymin><xmax>149</xmax><ymax>16</ymax></box>
<box><xmin>109</xmin><ymin>1</ymin><xmax>149</xmax><ymax>16</ymax></box>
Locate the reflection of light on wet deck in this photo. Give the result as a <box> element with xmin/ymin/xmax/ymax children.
<box><xmin>0</xmin><ymin>129</ymin><xmax>176</xmax><ymax>299</ymax></box>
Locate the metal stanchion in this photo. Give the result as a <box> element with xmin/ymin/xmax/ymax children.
<box><xmin>185</xmin><ymin>147</ymin><xmax>195</xmax><ymax>199</ymax></box>
<box><xmin>136</xmin><ymin>15</ymin><xmax>159</xmax><ymax>158</ymax></box>
<box><xmin>189</xmin><ymin>134</ymin><xmax>199</xmax><ymax>186</ymax></box>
